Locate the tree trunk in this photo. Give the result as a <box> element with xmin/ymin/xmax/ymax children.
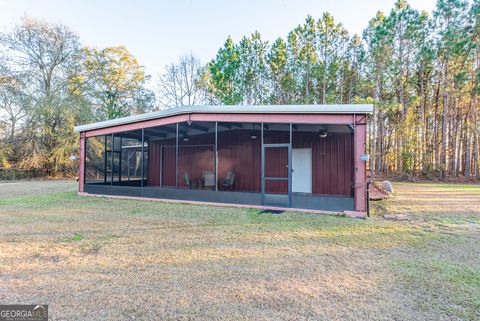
<box><xmin>465</xmin><ymin>122</ymin><xmax>472</xmax><ymax>178</ymax></box>
<box><xmin>433</xmin><ymin>81</ymin><xmax>440</xmax><ymax>171</ymax></box>
<box><xmin>371</xmin><ymin>106</ymin><xmax>376</xmax><ymax>177</ymax></box>
<box><xmin>455</xmin><ymin>117</ymin><xmax>463</xmax><ymax>176</ymax></box>
<box><xmin>451</xmin><ymin>102</ymin><xmax>458</xmax><ymax>175</ymax></box>
<box><xmin>375</xmin><ymin>109</ymin><xmax>383</xmax><ymax>175</ymax></box>
<box><xmin>322</xmin><ymin>34</ymin><xmax>327</xmax><ymax>104</ymax></box>
<box><xmin>441</xmin><ymin>62</ymin><xmax>448</xmax><ymax>180</ymax></box>
<box><xmin>474</xmin><ymin>92</ymin><xmax>479</xmax><ymax>179</ymax></box>
<box><xmin>10</xmin><ymin>118</ymin><xmax>16</xmax><ymax>141</ymax></box>
<box><xmin>397</xmin><ymin>115</ymin><xmax>403</xmax><ymax>176</ymax></box>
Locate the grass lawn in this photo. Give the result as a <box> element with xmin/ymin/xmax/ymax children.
<box><xmin>0</xmin><ymin>180</ymin><xmax>479</xmax><ymax>320</ymax></box>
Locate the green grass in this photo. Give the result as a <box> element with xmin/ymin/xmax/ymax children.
<box><xmin>394</xmin><ymin>257</ymin><xmax>480</xmax><ymax>320</ymax></box>
<box><xmin>0</xmin><ymin>191</ymin><xmax>77</xmax><ymax>206</ymax></box>
<box><xmin>0</xmin><ymin>180</ymin><xmax>479</xmax><ymax>320</ymax></box>
<box><xmin>68</xmin><ymin>233</ymin><xmax>84</xmax><ymax>241</ymax></box>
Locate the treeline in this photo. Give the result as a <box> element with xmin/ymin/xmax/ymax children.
<box><xmin>0</xmin><ymin>17</ymin><xmax>155</xmax><ymax>178</ymax></box>
<box><xmin>194</xmin><ymin>0</ymin><xmax>480</xmax><ymax>179</ymax></box>
<box><xmin>1</xmin><ymin>0</ymin><xmax>479</xmax><ymax>180</ymax></box>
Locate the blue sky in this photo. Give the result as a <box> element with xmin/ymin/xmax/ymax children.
<box><xmin>0</xmin><ymin>0</ymin><xmax>437</xmax><ymax>76</ymax></box>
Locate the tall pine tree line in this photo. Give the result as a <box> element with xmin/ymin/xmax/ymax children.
<box><xmin>202</xmin><ymin>0</ymin><xmax>480</xmax><ymax>179</ymax></box>
<box><xmin>1</xmin><ymin>0</ymin><xmax>478</xmax><ymax>180</ymax></box>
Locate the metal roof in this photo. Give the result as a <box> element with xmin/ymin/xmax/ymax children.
<box><xmin>74</xmin><ymin>104</ymin><xmax>373</xmax><ymax>132</ymax></box>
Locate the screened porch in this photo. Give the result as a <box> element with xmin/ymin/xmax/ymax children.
<box><xmin>83</xmin><ymin>120</ymin><xmax>355</xmax><ymax>211</ymax></box>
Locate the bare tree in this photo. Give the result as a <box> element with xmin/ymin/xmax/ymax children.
<box><xmin>157</xmin><ymin>54</ymin><xmax>207</xmax><ymax>108</ymax></box>
<box><xmin>0</xmin><ymin>16</ymin><xmax>80</xmax><ymax>101</ymax></box>
<box><xmin>0</xmin><ymin>16</ymin><xmax>80</xmax><ymax>175</ymax></box>
<box><xmin>0</xmin><ymin>72</ymin><xmax>29</xmax><ymax>140</ymax></box>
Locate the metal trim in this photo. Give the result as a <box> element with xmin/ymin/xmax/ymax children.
<box><xmin>74</xmin><ymin>104</ymin><xmax>374</xmax><ymax>132</ymax></box>
<box><xmin>263</xmin><ymin>143</ymin><xmax>291</xmax><ymax>148</ymax></box>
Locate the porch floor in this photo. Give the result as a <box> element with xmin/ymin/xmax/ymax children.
<box><xmin>83</xmin><ymin>184</ymin><xmax>355</xmax><ymax>213</ymax></box>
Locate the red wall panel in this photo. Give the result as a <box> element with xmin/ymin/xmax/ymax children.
<box><xmin>293</xmin><ymin>132</ymin><xmax>353</xmax><ymax>196</ymax></box>
<box><xmin>264</xmin><ymin>147</ymin><xmax>288</xmax><ymax>194</ymax></box>
<box><xmin>147</xmin><ymin>142</ymin><xmax>176</xmax><ymax>187</ymax></box>
<box><xmin>178</xmin><ymin>146</ymin><xmax>214</xmax><ymax>188</ymax></box>
<box><xmin>162</xmin><ymin>146</ymin><xmax>176</xmax><ymax>187</ymax></box>
<box><xmin>147</xmin><ymin>129</ymin><xmax>353</xmax><ymax>196</ymax></box>
<box><xmin>147</xmin><ymin>141</ymin><xmax>161</xmax><ymax>186</ymax></box>
<box><xmin>217</xmin><ymin>130</ymin><xmax>261</xmax><ymax>192</ymax></box>
<box><xmin>264</xmin><ymin>147</ymin><xmax>288</xmax><ymax>178</ymax></box>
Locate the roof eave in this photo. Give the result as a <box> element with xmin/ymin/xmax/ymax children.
<box><xmin>74</xmin><ymin>104</ymin><xmax>373</xmax><ymax>133</ymax></box>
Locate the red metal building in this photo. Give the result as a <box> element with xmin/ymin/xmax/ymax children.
<box><xmin>75</xmin><ymin>105</ymin><xmax>372</xmax><ymax>217</ymax></box>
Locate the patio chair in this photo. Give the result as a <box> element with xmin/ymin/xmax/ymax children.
<box><xmin>220</xmin><ymin>171</ymin><xmax>236</xmax><ymax>190</ymax></box>
<box><xmin>184</xmin><ymin>171</ymin><xmax>196</xmax><ymax>189</ymax></box>
<box><xmin>202</xmin><ymin>171</ymin><xmax>215</xmax><ymax>190</ymax></box>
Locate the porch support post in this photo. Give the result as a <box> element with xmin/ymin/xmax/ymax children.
<box><xmin>288</xmin><ymin>123</ymin><xmax>292</xmax><ymax>207</ymax></box>
<box><xmin>175</xmin><ymin>123</ymin><xmax>179</xmax><ymax>188</ymax></box>
<box><xmin>119</xmin><ymin>137</ymin><xmax>122</xmax><ymax>182</ymax></box>
<box><xmin>79</xmin><ymin>132</ymin><xmax>85</xmax><ymax>193</ymax></box>
<box><xmin>103</xmin><ymin>136</ymin><xmax>107</xmax><ymax>184</ymax></box>
<box><xmin>141</xmin><ymin>129</ymin><xmax>144</xmax><ymax>188</ymax></box>
<box><xmin>261</xmin><ymin>122</ymin><xmax>264</xmax><ymax>205</ymax></box>
<box><xmin>215</xmin><ymin>122</ymin><xmax>218</xmax><ymax>191</ymax></box>
<box><xmin>111</xmin><ymin>133</ymin><xmax>114</xmax><ymax>186</ymax></box>
<box><xmin>353</xmin><ymin>119</ymin><xmax>367</xmax><ymax>212</ymax></box>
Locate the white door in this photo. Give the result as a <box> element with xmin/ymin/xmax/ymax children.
<box><xmin>292</xmin><ymin>148</ymin><xmax>312</xmax><ymax>193</ymax></box>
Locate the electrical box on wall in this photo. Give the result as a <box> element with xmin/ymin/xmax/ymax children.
<box><xmin>360</xmin><ymin>154</ymin><xmax>370</xmax><ymax>162</ymax></box>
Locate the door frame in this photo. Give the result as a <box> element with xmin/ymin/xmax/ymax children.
<box><xmin>292</xmin><ymin>147</ymin><xmax>312</xmax><ymax>193</ymax></box>
<box><xmin>261</xmin><ymin>143</ymin><xmax>292</xmax><ymax>207</ymax></box>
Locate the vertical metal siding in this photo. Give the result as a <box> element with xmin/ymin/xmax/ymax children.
<box><xmin>147</xmin><ymin>140</ymin><xmax>161</xmax><ymax>186</ymax></box>
<box><xmin>217</xmin><ymin>130</ymin><xmax>262</xmax><ymax>192</ymax></box>
<box><xmin>293</xmin><ymin>131</ymin><xmax>353</xmax><ymax>196</ymax></box>
<box><xmin>264</xmin><ymin>147</ymin><xmax>288</xmax><ymax>194</ymax></box>
<box><xmin>147</xmin><ymin>129</ymin><xmax>353</xmax><ymax>196</ymax></box>
<box><xmin>162</xmin><ymin>146</ymin><xmax>176</xmax><ymax>187</ymax></box>
<box><xmin>178</xmin><ymin>146</ymin><xmax>214</xmax><ymax>188</ymax></box>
